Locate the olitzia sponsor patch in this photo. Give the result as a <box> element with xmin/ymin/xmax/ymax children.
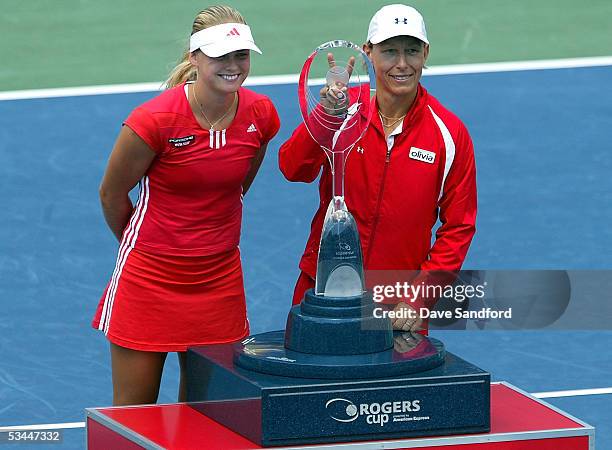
<box><xmin>409</xmin><ymin>147</ymin><xmax>436</xmax><ymax>164</ymax></box>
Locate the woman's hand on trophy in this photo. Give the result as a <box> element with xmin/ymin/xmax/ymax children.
<box><xmin>392</xmin><ymin>301</ymin><xmax>424</xmax><ymax>332</ymax></box>
<box><xmin>393</xmin><ymin>332</ymin><xmax>423</xmax><ymax>354</ymax></box>
<box><xmin>319</xmin><ymin>53</ymin><xmax>355</xmax><ymax>116</ymax></box>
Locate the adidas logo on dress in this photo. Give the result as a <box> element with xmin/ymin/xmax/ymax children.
<box><xmin>247</xmin><ymin>123</ymin><xmax>257</xmax><ymax>133</ymax></box>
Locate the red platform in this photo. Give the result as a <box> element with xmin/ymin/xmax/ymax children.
<box><xmin>86</xmin><ymin>382</ymin><xmax>594</xmax><ymax>450</ymax></box>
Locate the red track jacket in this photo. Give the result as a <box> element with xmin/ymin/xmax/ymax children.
<box><xmin>279</xmin><ymin>85</ymin><xmax>477</xmax><ymax>280</ymax></box>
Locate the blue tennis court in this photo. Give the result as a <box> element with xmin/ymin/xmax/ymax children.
<box><xmin>1</xmin><ymin>64</ymin><xmax>611</xmax><ymax>448</ymax></box>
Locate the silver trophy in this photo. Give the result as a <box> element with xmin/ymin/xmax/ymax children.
<box><xmin>298</xmin><ymin>40</ymin><xmax>376</xmax><ymax>298</ymax></box>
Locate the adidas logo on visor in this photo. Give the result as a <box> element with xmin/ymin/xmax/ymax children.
<box><xmin>226</xmin><ymin>28</ymin><xmax>241</xmax><ymax>37</ymax></box>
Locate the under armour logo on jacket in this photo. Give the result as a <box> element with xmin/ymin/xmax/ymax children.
<box><xmin>210</xmin><ymin>129</ymin><xmax>227</xmax><ymax>149</ymax></box>
<box><xmin>395</xmin><ymin>17</ymin><xmax>408</xmax><ymax>24</ymax></box>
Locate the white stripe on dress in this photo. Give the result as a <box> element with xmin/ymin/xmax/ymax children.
<box><xmin>221</xmin><ymin>129</ymin><xmax>226</xmax><ymax>147</ymax></box>
<box><xmin>99</xmin><ymin>176</ymin><xmax>151</xmax><ymax>334</ymax></box>
<box><xmin>98</xmin><ymin>180</ymin><xmax>145</xmax><ymax>329</ymax></box>
<box><xmin>428</xmin><ymin>106</ymin><xmax>456</xmax><ymax>201</ymax></box>
<box><xmin>103</xmin><ymin>176</ymin><xmax>151</xmax><ymax>334</ymax></box>
<box><xmin>99</xmin><ymin>178</ymin><xmax>147</xmax><ymax>331</ymax></box>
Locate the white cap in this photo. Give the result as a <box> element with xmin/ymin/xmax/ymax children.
<box><xmin>189</xmin><ymin>23</ymin><xmax>262</xmax><ymax>57</ymax></box>
<box><xmin>367</xmin><ymin>4</ymin><xmax>429</xmax><ymax>45</ymax></box>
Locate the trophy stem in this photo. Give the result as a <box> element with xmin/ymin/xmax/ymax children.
<box><xmin>327</xmin><ymin>147</ymin><xmax>354</xmax><ymax>209</ymax></box>
<box><xmin>332</xmin><ymin>151</ymin><xmax>344</xmax><ymax>201</ymax></box>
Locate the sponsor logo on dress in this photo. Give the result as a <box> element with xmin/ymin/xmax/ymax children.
<box><xmin>168</xmin><ymin>135</ymin><xmax>195</xmax><ymax>148</ymax></box>
<box><xmin>409</xmin><ymin>147</ymin><xmax>436</xmax><ymax>164</ymax></box>
<box><xmin>247</xmin><ymin>123</ymin><xmax>257</xmax><ymax>133</ymax></box>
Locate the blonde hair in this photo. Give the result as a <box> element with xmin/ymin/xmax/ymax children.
<box><xmin>165</xmin><ymin>5</ymin><xmax>247</xmax><ymax>89</ymax></box>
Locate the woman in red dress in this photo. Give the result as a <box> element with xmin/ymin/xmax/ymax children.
<box><xmin>93</xmin><ymin>5</ymin><xmax>280</xmax><ymax>405</ymax></box>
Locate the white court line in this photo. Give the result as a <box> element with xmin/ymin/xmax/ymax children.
<box><xmin>0</xmin><ymin>386</ymin><xmax>610</xmax><ymax>431</ymax></box>
<box><xmin>533</xmin><ymin>387</ymin><xmax>612</xmax><ymax>399</ymax></box>
<box><xmin>0</xmin><ymin>55</ymin><xmax>611</xmax><ymax>101</ymax></box>
<box><xmin>0</xmin><ymin>422</ymin><xmax>85</xmax><ymax>431</ymax></box>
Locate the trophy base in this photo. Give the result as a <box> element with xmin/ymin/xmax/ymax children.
<box><xmin>186</xmin><ymin>333</ymin><xmax>490</xmax><ymax>447</ymax></box>
<box><xmin>283</xmin><ymin>289</ymin><xmax>396</xmax><ymax>357</ymax></box>
<box><xmin>234</xmin><ymin>330</ymin><xmax>445</xmax><ymax>379</ymax></box>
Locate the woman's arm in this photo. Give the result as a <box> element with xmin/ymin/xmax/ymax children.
<box><xmin>278</xmin><ymin>124</ymin><xmax>326</xmax><ymax>183</ymax></box>
<box><xmin>421</xmin><ymin>126</ymin><xmax>477</xmax><ymax>271</ymax></box>
<box><xmin>242</xmin><ymin>143</ymin><xmax>268</xmax><ymax>195</ymax></box>
<box><xmin>99</xmin><ymin>126</ymin><xmax>157</xmax><ymax>241</ymax></box>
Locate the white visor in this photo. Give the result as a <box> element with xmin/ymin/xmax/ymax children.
<box><xmin>189</xmin><ymin>23</ymin><xmax>262</xmax><ymax>57</ymax></box>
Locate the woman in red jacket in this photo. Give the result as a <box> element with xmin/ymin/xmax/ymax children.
<box><xmin>93</xmin><ymin>5</ymin><xmax>279</xmax><ymax>406</ymax></box>
<box><xmin>279</xmin><ymin>4</ymin><xmax>476</xmax><ymax>333</ymax></box>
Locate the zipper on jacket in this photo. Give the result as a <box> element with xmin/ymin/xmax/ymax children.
<box><xmin>365</xmin><ymin>146</ymin><xmax>392</xmax><ymax>266</ymax></box>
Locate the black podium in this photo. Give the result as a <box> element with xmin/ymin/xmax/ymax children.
<box><xmin>186</xmin><ymin>289</ymin><xmax>490</xmax><ymax>447</ymax></box>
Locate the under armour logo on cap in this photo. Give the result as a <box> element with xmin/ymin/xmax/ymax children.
<box><xmin>395</xmin><ymin>17</ymin><xmax>408</xmax><ymax>24</ymax></box>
